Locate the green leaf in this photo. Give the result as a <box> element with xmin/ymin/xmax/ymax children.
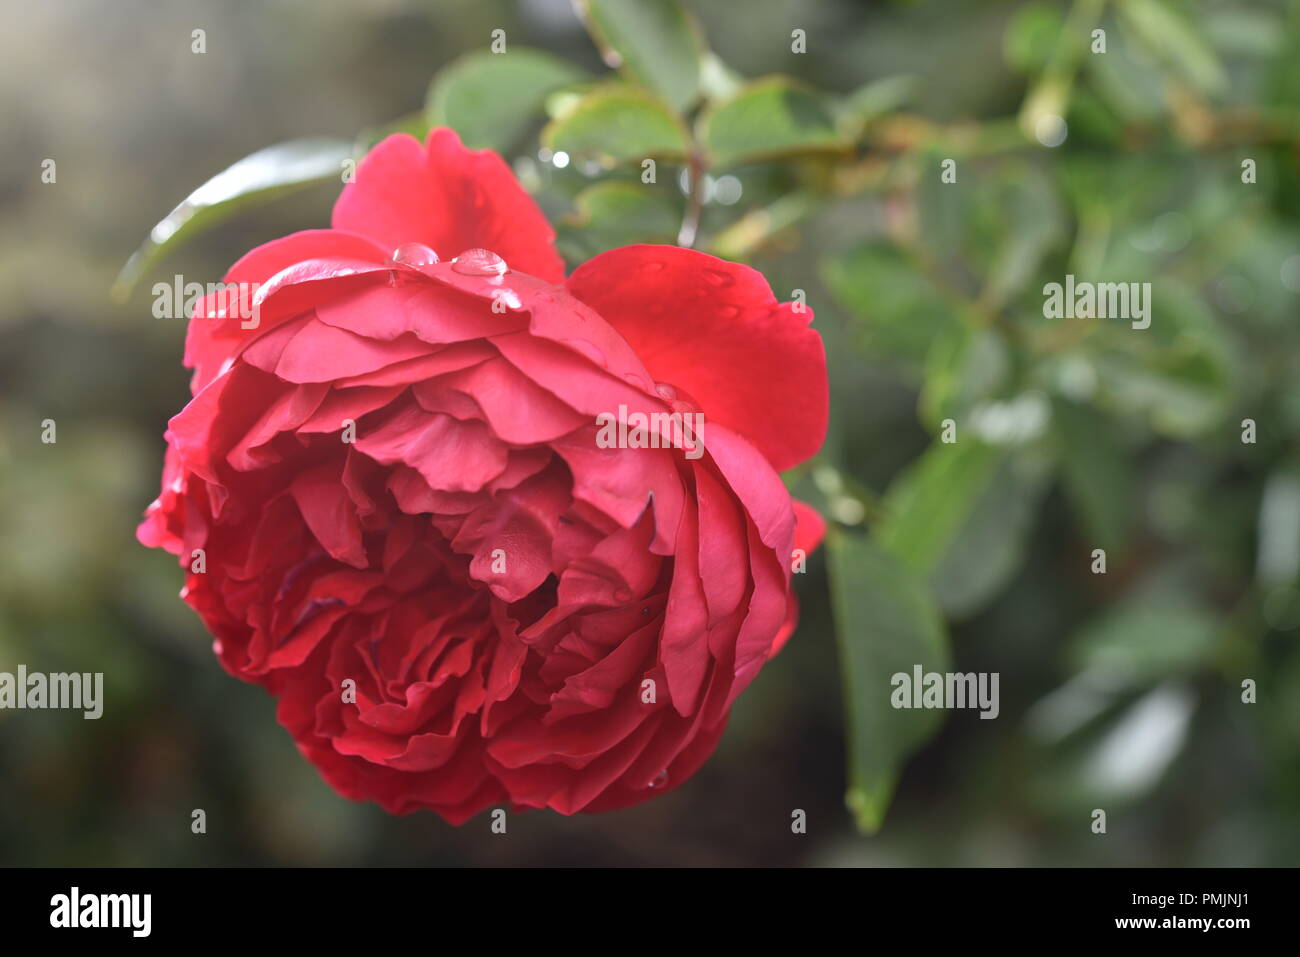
<box><xmin>1119</xmin><ymin>0</ymin><xmax>1228</xmax><ymax>96</ymax></box>
<box><xmin>1069</xmin><ymin>588</ymin><xmax>1221</xmax><ymax>683</ymax></box>
<box><xmin>874</xmin><ymin>440</ymin><xmax>1001</xmax><ymax>577</ymax></box>
<box><xmin>875</xmin><ymin>440</ymin><xmax>1052</xmax><ymax>618</ymax></box>
<box><xmin>827</xmin><ymin>532</ymin><xmax>951</xmax><ymax>833</ymax></box>
<box><xmin>576</xmin><ymin>0</ymin><xmax>703</xmax><ymax>112</ymax></box>
<box><xmin>699</xmin><ymin>77</ymin><xmax>849</xmax><ymax>169</ymax></box>
<box><xmin>558</xmin><ymin>181</ymin><xmax>680</xmax><ymax>259</ymax></box>
<box><xmin>920</xmin><ymin>325</ymin><xmax>1012</xmax><ymax>429</ymax></box>
<box><xmin>1004</xmin><ymin>1</ymin><xmax>1067</xmax><ymax>75</ymax></box>
<box><xmin>541</xmin><ymin>86</ymin><xmax>689</xmax><ymax>166</ymax></box>
<box><xmin>355</xmin><ymin>112</ymin><xmax>431</xmax><ymax>154</ymax></box>
<box><xmin>426</xmin><ymin>49</ymin><xmax>589</xmax><ymax>152</ymax></box>
<box><xmin>1088</xmin><ymin>281</ymin><xmax>1233</xmax><ymax>438</ymax></box>
<box><xmin>821</xmin><ymin>241</ymin><xmax>955</xmax><ymax>370</ymax></box>
<box><xmin>980</xmin><ymin>164</ymin><xmax>1066</xmax><ymax>312</ymax></box>
<box><xmin>1054</xmin><ymin>399</ymin><xmax>1133</xmax><ymax>551</ymax></box>
<box><xmin>112</xmin><ymin>138</ymin><xmax>353</xmax><ymax>301</ymax></box>
<box><xmin>916</xmin><ymin>155</ymin><xmax>1062</xmax><ymax>304</ymax></box>
<box><xmin>928</xmin><ymin>452</ymin><xmax>1053</xmax><ymax>618</ymax></box>
<box><xmin>1085</xmin><ymin>23</ymin><xmax>1169</xmax><ymax>122</ymax></box>
<box><xmin>834</xmin><ymin>75</ymin><xmax>915</xmax><ymax>139</ymax></box>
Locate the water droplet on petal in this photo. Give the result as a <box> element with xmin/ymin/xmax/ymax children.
<box><xmin>702</xmin><ymin>268</ymin><xmax>733</xmax><ymax>288</ymax></box>
<box><xmin>390</xmin><ymin>242</ymin><xmax>440</xmax><ymax>267</ymax></box>
<box><xmin>452</xmin><ymin>248</ymin><xmax>508</xmax><ymax>277</ymax></box>
<box><xmin>655</xmin><ymin>381</ymin><xmax>698</xmax><ymax>413</ymax></box>
<box><xmin>648</xmin><ymin>769</ymin><xmax>669</xmax><ymax>789</ymax></box>
<box><xmin>640</xmin><ymin>260</ymin><xmax>665</xmax><ymax>273</ymax></box>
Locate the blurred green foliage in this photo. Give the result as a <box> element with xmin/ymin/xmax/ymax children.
<box><xmin>3</xmin><ymin>0</ymin><xmax>1299</xmax><ymax>865</ymax></box>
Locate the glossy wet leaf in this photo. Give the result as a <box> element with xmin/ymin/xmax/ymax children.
<box><xmin>113</xmin><ymin>138</ymin><xmax>353</xmax><ymax>301</ymax></box>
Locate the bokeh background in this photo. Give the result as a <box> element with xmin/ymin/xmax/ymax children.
<box><xmin>2</xmin><ymin>0</ymin><xmax>1298</xmax><ymax>866</ymax></box>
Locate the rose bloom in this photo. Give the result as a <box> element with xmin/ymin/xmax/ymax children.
<box><xmin>139</xmin><ymin>129</ymin><xmax>828</xmax><ymax>823</ymax></box>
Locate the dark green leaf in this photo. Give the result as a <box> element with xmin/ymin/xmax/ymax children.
<box><xmin>835</xmin><ymin>75</ymin><xmax>915</xmax><ymax>139</ymax></box>
<box><xmin>426</xmin><ymin>48</ymin><xmax>589</xmax><ymax>152</ymax></box>
<box><xmin>541</xmin><ymin>86</ymin><xmax>689</xmax><ymax>165</ymax></box>
<box><xmin>1054</xmin><ymin>399</ymin><xmax>1133</xmax><ymax>551</ymax></box>
<box><xmin>576</xmin><ymin>0</ymin><xmax>703</xmax><ymax>112</ymax></box>
<box><xmin>1004</xmin><ymin>2</ymin><xmax>1067</xmax><ymax>75</ymax></box>
<box><xmin>874</xmin><ymin>439</ymin><xmax>1001</xmax><ymax>576</ymax></box>
<box><xmin>874</xmin><ymin>440</ymin><xmax>1052</xmax><ymax>617</ymax></box>
<box><xmin>821</xmin><ymin>241</ymin><xmax>955</xmax><ymax>370</ymax></box>
<box><xmin>929</xmin><ymin>451</ymin><xmax>1054</xmax><ymax>618</ymax></box>
<box><xmin>559</xmin><ymin>181</ymin><xmax>680</xmax><ymax>259</ymax></box>
<box><xmin>699</xmin><ymin>77</ymin><xmax>848</xmax><ymax>169</ymax></box>
<box><xmin>920</xmin><ymin>325</ymin><xmax>1012</xmax><ymax>429</ymax></box>
<box><xmin>827</xmin><ymin>531</ymin><xmax>951</xmax><ymax>833</ymax></box>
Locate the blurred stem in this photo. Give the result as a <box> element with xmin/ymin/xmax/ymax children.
<box><xmin>709</xmin><ymin>190</ymin><xmax>820</xmax><ymax>261</ymax></box>
<box><xmin>677</xmin><ymin>151</ymin><xmax>706</xmax><ymax>248</ymax></box>
<box><xmin>1017</xmin><ymin>0</ymin><xmax>1108</xmax><ymax>141</ymax></box>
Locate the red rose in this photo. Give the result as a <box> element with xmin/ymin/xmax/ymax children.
<box><xmin>139</xmin><ymin>129</ymin><xmax>828</xmax><ymax>822</ymax></box>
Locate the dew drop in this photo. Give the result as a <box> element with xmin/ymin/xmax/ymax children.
<box><xmin>648</xmin><ymin>769</ymin><xmax>669</xmax><ymax>789</ymax></box>
<box><xmin>452</xmin><ymin>248</ymin><xmax>508</xmax><ymax>277</ymax></box>
<box><xmin>656</xmin><ymin>381</ymin><xmax>698</xmax><ymax>413</ymax></box>
<box><xmin>390</xmin><ymin>242</ymin><xmax>440</xmax><ymax>267</ymax></box>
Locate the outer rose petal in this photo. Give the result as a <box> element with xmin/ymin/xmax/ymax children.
<box><xmin>332</xmin><ymin>129</ymin><xmax>565</xmax><ymax>284</ymax></box>
<box><xmin>770</xmin><ymin>500</ymin><xmax>827</xmax><ymax>657</ymax></box>
<box><xmin>565</xmin><ymin>244</ymin><xmax>828</xmax><ymax>472</ymax></box>
<box><xmin>792</xmin><ymin>499</ymin><xmax>828</xmax><ymax>555</ymax></box>
<box><xmin>184</xmin><ymin>229</ymin><xmax>390</xmax><ymax>393</ymax></box>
